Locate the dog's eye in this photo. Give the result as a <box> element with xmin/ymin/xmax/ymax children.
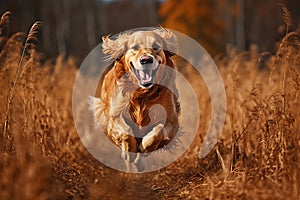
<box><xmin>131</xmin><ymin>45</ymin><xmax>139</xmax><ymax>51</ymax></box>
<box><xmin>152</xmin><ymin>44</ymin><xmax>160</xmax><ymax>51</ymax></box>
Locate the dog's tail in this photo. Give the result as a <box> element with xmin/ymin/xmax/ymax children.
<box><xmin>88</xmin><ymin>96</ymin><xmax>107</xmax><ymax>128</ymax></box>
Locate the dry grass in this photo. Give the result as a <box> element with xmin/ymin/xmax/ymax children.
<box><xmin>0</xmin><ymin>11</ymin><xmax>299</xmax><ymax>200</ymax></box>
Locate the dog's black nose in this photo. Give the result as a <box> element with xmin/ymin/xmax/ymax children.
<box><xmin>140</xmin><ymin>55</ymin><xmax>153</xmax><ymax>64</ymax></box>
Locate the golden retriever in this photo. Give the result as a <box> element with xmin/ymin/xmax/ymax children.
<box><xmin>90</xmin><ymin>28</ymin><xmax>180</xmax><ymax>171</ymax></box>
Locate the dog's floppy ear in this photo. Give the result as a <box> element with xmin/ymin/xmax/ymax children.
<box><xmin>102</xmin><ymin>33</ymin><xmax>130</xmax><ymax>61</ymax></box>
<box><xmin>154</xmin><ymin>28</ymin><xmax>179</xmax><ymax>56</ymax></box>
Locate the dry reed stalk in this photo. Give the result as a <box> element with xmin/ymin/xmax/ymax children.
<box><xmin>267</xmin><ymin>4</ymin><xmax>291</xmax><ymax>97</ymax></box>
<box><xmin>0</xmin><ymin>11</ymin><xmax>11</xmax><ymax>53</ymax></box>
<box><xmin>0</xmin><ymin>11</ymin><xmax>11</xmax><ymax>36</ymax></box>
<box><xmin>3</xmin><ymin>21</ymin><xmax>42</xmax><ymax>141</ymax></box>
<box><xmin>280</xmin><ymin>4</ymin><xmax>291</xmax><ymax>93</ymax></box>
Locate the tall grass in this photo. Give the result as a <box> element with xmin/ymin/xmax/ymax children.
<box><xmin>3</xmin><ymin>21</ymin><xmax>42</xmax><ymax>146</ymax></box>
<box><xmin>0</xmin><ymin>10</ymin><xmax>299</xmax><ymax>199</ymax></box>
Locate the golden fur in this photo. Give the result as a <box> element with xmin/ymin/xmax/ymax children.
<box><xmin>90</xmin><ymin>28</ymin><xmax>180</xmax><ymax>170</ymax></box>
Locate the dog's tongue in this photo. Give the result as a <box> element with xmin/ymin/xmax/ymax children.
<box><xmin>139</xmin><ymin>70</ymin><xmax>152</xmax><ymax>83</ymax></box>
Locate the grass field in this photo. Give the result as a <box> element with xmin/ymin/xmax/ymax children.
<box><xmin>0</xmin><ymin>11</ymin><xmax>299</xmax><ymax>199</ymax></box>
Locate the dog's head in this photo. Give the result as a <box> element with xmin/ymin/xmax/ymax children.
<box><xmin>102</xmin><ymin>28</ymin><xmax>179</xmax><ymax>89</ymax></box>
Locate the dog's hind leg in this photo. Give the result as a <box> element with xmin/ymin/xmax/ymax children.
<box><xmin>120</xmin><ymin>134</ymin><xmax>138</xmax><ymax>172</ymax></box>
<box><xmin>121</xmin><ymin>142</ymin><xmax>131</xmax><ymax>172</ymax></box>
<box><xmin>132</xmin><ymin>153</ymin><xmax>145</xmax><ymax>172</ymax></box>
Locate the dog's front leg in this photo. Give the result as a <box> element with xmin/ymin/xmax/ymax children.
<box><xmin>109</xmin><ymin>117</ymin><xmax>146</xmax><ymax>171</ymax></box>
<box><xmin>109</xmin><ymin>118</ymin><xmax>135</xmax><ymax>156</ymax></box>
<box><xmin>120</xmin><ymin>133</ymin><xmax>136</xmax><ymax>171</ymax></box>
<box><xmin>120</xmin><ymin>134</ymin><xmax>145</xmax><ymax>172</ymax></box>
<box><xmin>139</xmin><ymin>123</ymin><xmax>173</xmax><ymax>153</ymax></box>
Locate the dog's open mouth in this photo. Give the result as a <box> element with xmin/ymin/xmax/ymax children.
<box><xmin>130</xmin><ymin>62</ymin><xmax>159</xmax><ymax>88</ymax></box>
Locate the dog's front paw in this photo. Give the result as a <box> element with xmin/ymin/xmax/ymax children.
<box><xmin>139</xmin><ymin>123</ymin><xmax>168</xmax><ymax>153</ymax></box>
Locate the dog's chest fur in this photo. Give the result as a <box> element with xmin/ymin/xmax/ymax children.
<box><xmin>110</xmin><ymin>83</ymin><xmax>168</xmax><ymax>137</ymax></box>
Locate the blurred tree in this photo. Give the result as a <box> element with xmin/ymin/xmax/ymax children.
<box><xmin>244</xmin><ymin>0</ymin><xmax>282</xmax><ymax>52</ymax></box>
<box><xmin>1</xmin><ymin>0</ymin><xmax>299</xmax><ymax>58</ymax></box>
<box><xmin>159</xmin><ymin>0</ymin><xmax>300</xmax><ymax>55</ymax></box>
<box><xmin>159</xmin><ymin>0</ymin><xmax>227</xmax><ymax>55</ymax></box>
<box><xmin>0</xmin><ymin>0</ymin><xmax>160</xmax><ymax>59</ymax></box>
